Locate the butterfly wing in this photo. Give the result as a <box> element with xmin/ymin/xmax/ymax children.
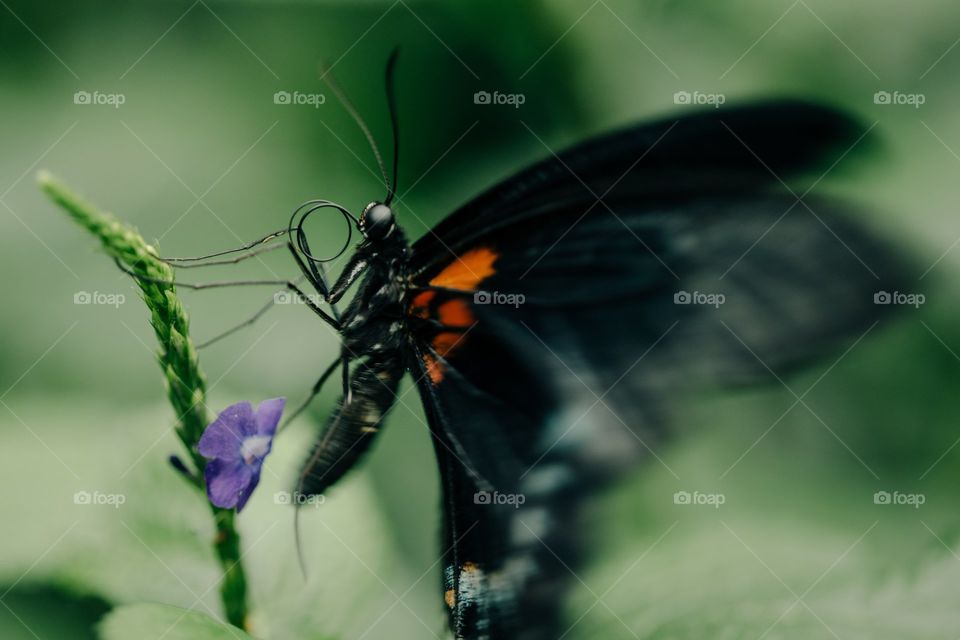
<box><xmin>404</xmin><ymin>101</ymin><xmax>907</xmax><ymax>639</ymax></box>
<box><xmin>411</xmin><ymin>99</ymin><xmax>873</xmax><ymax>267</ymax></box>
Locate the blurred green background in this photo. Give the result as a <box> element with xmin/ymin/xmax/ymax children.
<box><xmin>2</xmin><ymin>1</ymin><xmax>960</xmax><ymax>638</ymax></box>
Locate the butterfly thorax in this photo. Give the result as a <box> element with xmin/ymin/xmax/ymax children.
<box><xmin>338</xmin><ymin>228</ymin><xmax>410</xmax><ymax>355</ymax></box>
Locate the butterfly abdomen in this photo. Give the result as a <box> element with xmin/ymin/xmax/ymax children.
<box><xmin>295</xmin><ymin>352</ymin><xmax>404</xmax><ymax>498</ymax></box>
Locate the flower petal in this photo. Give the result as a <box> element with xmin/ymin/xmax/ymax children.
<box><xmin>204</xmin><ymin>458</ymin><xmax>254</xmax><ymax>509</ymax></box>
<box><xmin>198</xmin><ymin>402</ymin><xmax>255</xmax><ymax>460</ymax></box>
<box><xmin>254</xmin><ymin>397</ymin><xmax>286</xmax><ymax>436</ymax></box>
<box><xmin>234</xmin><ymin>468</ymin><xmax>262</xmax><ymax>512</ymax></box>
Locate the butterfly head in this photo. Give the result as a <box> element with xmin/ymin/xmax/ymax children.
<box><xmin>360</xmin><ymin>202</ymin><xmax>396</xmax><ymax>242</ymax></box>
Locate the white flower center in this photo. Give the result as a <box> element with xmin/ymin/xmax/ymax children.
<box><xmin>241</xmin><ymin>435</ymin><xmax>271</xmax><ymax>464</ymax></box>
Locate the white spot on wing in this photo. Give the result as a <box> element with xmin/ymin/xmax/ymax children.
<box><xmin>522</xmin><ymin>464</ymin><xmax>572</xmax><ymax>497</ymax></box>
<box><xmin>511</xmin><ymin>508</ymin><xmax>550</xmax><ymax>546</ymax></box>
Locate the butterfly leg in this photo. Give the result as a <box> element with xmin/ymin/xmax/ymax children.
<box><xmin>115</xmin><ymin>259</ymin><xmax>340</xmax><ymax>330</ymax></box>
<box><xmin>324</xmin><ymin>251</ymin><xmax>370</xmax><ymax>304</ymax></box>
<box><xmin>157</xmin><ymin>228</ymin><xmax>288</xmax><ymax>267</ymax></box>
<box><xmin>286</xmin><ymin>236</ymin><xmax>332</xmax><ymax>300</ymax></box>
<box><xmin>195</xmin><ymin>278</ymin><xmax>315</xmax><ymax>349</ymax></box>
<box><xmin>340</xmin><ymin>349</ymin><xmax>352</xmax><ymax>406</ymax></box>
<box><xmin>279</xmin><ymin>356</ymin><xmax>342</xmax><ymax>430</ymax></box>
<box><xmin>160</xmin><ymin>240</ymin><xmax>286</xmax><ymax>268</ymax></box>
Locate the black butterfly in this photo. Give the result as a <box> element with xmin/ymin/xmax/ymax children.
<box><xmin>148</xmin><ymin>56</ymin><xmax>906</xmax><ymax>639</ymax></box>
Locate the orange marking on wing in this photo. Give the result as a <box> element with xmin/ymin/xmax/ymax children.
<box><xmin>432</xmin><ymin>331</ymin><xmax>462</xmax><ymax>358</ymax></box>
<box><xmin>436</xmin><ymin>298</ymin><xmax>474</xmax><ymax>328</ymax></box>
<box><xmin>429</xmin><ymin>247</ymin><xmax>498</xmax><ymax>291</ymax></box>
<box><xmin>413</xmin><ymin>247</ymin><xmax>494</xmax><ymax>385</ymax></box>
<box><xmin>408</xmin><ymin>290</ymin><xmax>435</xmax><ymax>319</ymax></box>
<box><xmin>423</xmin><ymin>353</ymin><xmax>444</xmax><ymax>384</ymax></box>
<box><xmin>423</xmin><ymin>332</ymin><xmax>466</xmax><ymax>385</ymax></box>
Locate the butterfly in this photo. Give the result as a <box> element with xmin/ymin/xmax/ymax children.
<box><xmin>150</xmin><ymin>54</ymin><xmax>906</xmax><ymax>639</ymax></box>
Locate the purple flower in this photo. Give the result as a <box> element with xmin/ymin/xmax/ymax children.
<box><xmin>198</xmin><ymin>398</ymin><xmax>285</xmax><ymax>512</ymax></box>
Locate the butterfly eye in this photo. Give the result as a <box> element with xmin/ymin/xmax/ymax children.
<box><xmin>360</xmin><ymin>202</ymin><xmax>395</xmax><ymax>241</ymax></box>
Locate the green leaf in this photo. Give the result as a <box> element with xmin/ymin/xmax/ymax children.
<box><xmin>0</xmin><ymin>585</ymin><xmax>109</xmax><ymax>640</ymax></box>
<box><xmin>98</xmin><ymin>603</ymin><xmax>257</xmax><ymax>640</ymax></box>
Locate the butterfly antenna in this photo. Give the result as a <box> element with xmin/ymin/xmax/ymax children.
<box><xmin>319</xmin><ymin>61</ymin><xmax>390</xmax><ymax>200</ymax></box>
<box><xmin>384</xmin><ymin>48</ymin><xmax>400</xmax><ymax>205</ymax></box>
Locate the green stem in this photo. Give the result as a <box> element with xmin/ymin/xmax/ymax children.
<box><xmin>38</xmin><ymin>171</ymin><xmax>250</xmax><ymax>630</ymax></box>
